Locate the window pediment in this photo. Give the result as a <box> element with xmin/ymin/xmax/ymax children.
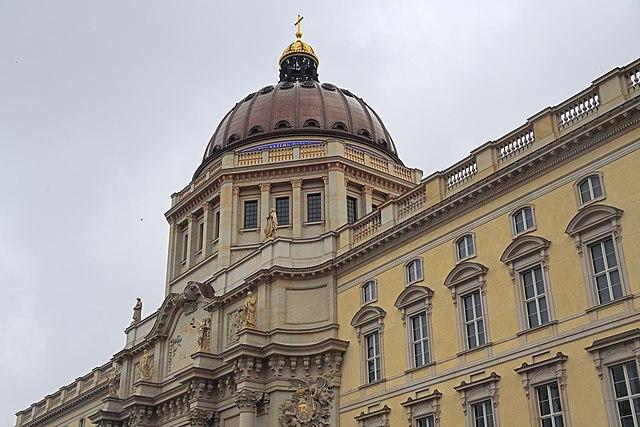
<box><xmin>565</xmin><ymin>203</ymin><xmax>622</xmax><ymax>237</ymax></box>
<box><xmin>500</xmin><ymin>235</ymin><xmax>550</xmax><ymax>264</ymax></box>
<box><xmin>394</xmin><ymin>285</ymin><xmax>434</xmax><ymax>310</ymax></box>
<box><xmin>444</xmin><ymin>262</ymin><xmax>488</xmax><ymax>289</ymax></box>
<box><xmin>350</xmin><ymin>305</ymin><xmax>386</xmax><ymax>328</ymax></box>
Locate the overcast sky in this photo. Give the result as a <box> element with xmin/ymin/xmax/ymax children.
<box><xmin>1</xmin><ymin>0</ymin><xmax>639</xmax><ymax>423</ymax></box>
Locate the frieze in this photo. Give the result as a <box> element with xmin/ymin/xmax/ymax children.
<box><xmin>167</xmin><ymin>335</ymin><xmax>182</xmax><ymax>372</ymax></box>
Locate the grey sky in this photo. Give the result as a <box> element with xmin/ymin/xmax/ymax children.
<box><xmin>1</xmin><ymin>0</ymin><xmax>638</xmax><ymax>423</ymax></box>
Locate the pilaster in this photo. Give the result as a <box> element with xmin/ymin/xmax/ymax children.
<box><xmin>203</xmin><ymin>201</ymin><xmax>215</xmax><ymax>257</ymax></box>
<box><xmin>291</xmin><ymin>179</ymin><xmax>302</xmax><ymax>236</ymax></box>
<box><xmin>327</xmin><ymin>164</ymin><xmax>347</xmax><ymax>228</ymax></box>
<box><xmin>218</xmin><ymin>177</ymin><xmax>234</xmax><ymax>266</ymax></box>
<box><xmin>186</xmin><ymin>213</ymin><xmax>197</xmax><ymax>268</ymax></box>
<box><xmin>364</xmin><ymin>186</ymin><xmax>373</xmax><ymax>214</ymax></box>
<box><xmin>234</xmin><ymin>389</ymin><xmax>258</xmax><ymax>427</ymax></box>
<box><xmin>259</xmin><ymin>183</ymin><xmax>271</xmax><ymax>236</ymax></box>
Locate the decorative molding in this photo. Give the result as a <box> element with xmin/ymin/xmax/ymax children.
<box><xmin>280</xmin><ymin>376</ymin><xmax>335</xmax><ymax>426</ymax></box>
<box><xmin>514</xmin><ymin>352</ymin><xmax>568</xmax><ymax>398</ymax></box>
<box><xmin>354</xmin><ymin>404</ymin><xmax>391</xmax><ymax>427</ymax></box>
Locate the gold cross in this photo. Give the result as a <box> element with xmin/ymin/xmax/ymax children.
<box><xmin>294</xmin><ymin>15</ymin><xmax>304</xmax><ymax>38</ymax></box>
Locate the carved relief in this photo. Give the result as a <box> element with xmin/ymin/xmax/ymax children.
<box><xmin>227</xmin><ymin>310</ymin><xmax>242</xmax><ymax>345</ymax></box>
<box><xmin>136</xmin><ymin>350</ymin><xmax>153</xmax><ymax>382</ymax></box>
<box><xmin>167</xmin><ymin>336</ymin><xmax>182</xmax><ymax>372</ymax></box>
<box><xmin>106</xmin><ymin>362</ymin><xmax>120</xmax><ymax>398</ymax></box>
<box><xmin>279</xmin><ymin>376</ymin><xmax>334</xmax><ymax>427</ymax></box>
<box><xmin>190</xmin><ymin>317</ymin><xmax>211</xmax><ymax>351</ymax></box>
<box><xmin>243</xmin><ymin>291</ymin><xmax>257</xmax><ymax>329</ymax></box>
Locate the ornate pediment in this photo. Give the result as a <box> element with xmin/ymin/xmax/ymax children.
<box><xmin>443</xmin><ymin>262</ymin><xmax>488</xmax><ymax>289</ymax></box>
<box><xmin>145</xmin><ymin>281</ymin><xmax>215</xmax><ymax>340</ymax></box>
<box><xmin>500</xmin><ymin>235</ymin><xmax>550</xmax><ymax>264</ymax></box>
<box><xmin>565</xmin><ymin>203</ymin><xmax>622</xmax><ymax>236</ymax></box>
<box><xmin>350</xmin><ymin>305</ymin><xmax>386</xmax><ymax>328</ymax></box>
<box><xmin>394</xmin><ymin>284</ymin><xmax>433</xmax><ymax>310</ymax></box>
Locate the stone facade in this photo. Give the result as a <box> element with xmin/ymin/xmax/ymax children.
<box><xmin>15</xmin><ymin>30</ymin><xmax>640</xmax><ymax>427</ymax></box>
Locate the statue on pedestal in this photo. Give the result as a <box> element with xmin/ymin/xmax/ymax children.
<box><xmin>138</xmin><ymin>350</ymin><xmax>152</xmax><ymax>381</ymax></box>
<box><xmin>264</xmin><ymin>208</ymin><xmax>278</xmax><ymax>240</ymax></box>
<box><xmin>107</xmin><ymin>362</ymin><xmax>120</xmax><ymax>398</ymax></box>
<box><xmin>243</xmin><ymin>291</ymin><xmax>257</xmax><ymax>329</ymax></box>
<box><xmin>131</xmin><ymin>298</ymin><xmax>142</xmax><ymax>325</ymax></box>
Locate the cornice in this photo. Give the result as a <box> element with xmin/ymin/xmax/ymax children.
<box><xmin>333</xmin><ymin>100</ymin><xmax>640</xmax><ymax>276</ymax></box>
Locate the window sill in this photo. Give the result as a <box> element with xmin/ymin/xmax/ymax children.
<box><xmin>404</xmin><ymin>361</ymin><xmax>435</xmax><ymax>375</ymax></box>
<box><xmin>512</xmin><ymin>227</ymin><xmax>537</xmax><ymax>239</ymax></box>
<box><xmin>303</xmin><ymin>220</ymin><xmax>325</xmax><ymax>226</ymax></box>
<box><xmin>277</xmin><ymin>224</ymin><xmax>292</xmax><ymax>229</ymax></box>
<box><xmin>179</xmin><ymin>260</ymin><xmax>186</xmax><ymax>266</ymax></box>
<box><xmin>195</xmin><ymin>249</ymin><xmax>203</xmax><ymax>256</ymax></box>
<box><xmin>516</xmin><ymin>320</ymin><xmax>558</xmax><ymax>337</ymax></box>
<box><xmin>238</xmin><ymin>227</ymin><xmax>259</xmax><ymax>233</ymax></box>
<box><xmin>211</xmin><ymin>238</ymin><xmax>219</xmax><ymax>245</ymax></box>
<box><xmin>578</xmin><ymin>195</ymin><xmax>606</xmax><ymax>209</ymax></box>
<box><xmin>406</xmin><ymin>278</ymin><xmax>424</xmax><ymax>287</ymax></box>
<box><xmin>362</xmin><ymin>298</ymin><xmax>378</xmax><ymax>306</ymax></box>
<box><xmin>358</xmin><ymin>378</ymin><xmax>386</xmax><ymax>390</ymax></box>
<box><xmin>455</xmin><ymin>254</ymin><xmax>477</xmax><ymax>264</ymax></box>
<box><xmin>457</xmin><ymin>342</ymin><xmax>492</xmax><ymax>357</ymax></box>
<box><xmin>585</xmin><ymin>294</ymin><xmax>634</xmax><ymax>314</ymax></box>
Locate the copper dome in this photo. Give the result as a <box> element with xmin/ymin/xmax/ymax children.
<box><xmin>200</xmin><ymin>81</ymin><xmax>398</xmax><ymax>163</ymax></box>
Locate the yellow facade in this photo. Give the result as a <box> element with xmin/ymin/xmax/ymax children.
<box><xmin>337</xmin><ymin>75</ymin><xmax>640</xmax><ymax>425</ymax></box>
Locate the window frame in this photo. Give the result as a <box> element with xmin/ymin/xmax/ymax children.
<box><xmin>395</xmin><ymin>285</ymin><xmax>435</xmax><ymax>372</ymax></box>
<box><xmin>364</xmin><ymin>330</ymin><xmax>382</xmax><ymax>383</ymax></box>
<box><xmin>609</xmin><ymin>360</ymin><xmax>640</xmax><ymax>427</ymax></box>
<box><xmin>565</xmin><ymin>204</ymin><xmax>630</xmax><ymax>311</ymax></box>
<box><xmin>180</xmin><ymin>227</ymin><xmax>189</xmax><ymax>264</ymax></box>
<box><xmin>274</xmin><ymin>195</ymin><xmax>291</xmax><ymax>226</ymax></box>
<box><xmin>402</xmin><ymin>390</ymin><xmax>442</xmax><ymax>427</ymax></box>
<box><xmin>350</xmin><ymin>305</ymin><xmax>387</xmax><ymax>387</ymax></box>
<box><xmin>444</xmin><ymin>262</ymin><xmax>492</xmax><ymax>354</ymax></box>
<box><xmin>588</xmin><ymin>237</ymin><xmax>624</xmax><ymax>305</ymax></box>
<box><xmin>575</xmin><ymin>172</ymin><xmax>605</xmax><ymax>207</ymax></box>
<box><xmin>586</xmin><ymin>328</ymin><xmax>640</xmax><ymax>427</ymax></box>
<box><xmin>500</xmin><ymin>235</ymin><xmax>557</xmax><ymax>333</ymax></box>
<box><xmin>515</xmin><ymin>352</ymin><xmax>571</xmax><ymax>426</ymax></box>
<box><xmin>511</xmin><ymin>205</ymin><xmax>536</xmax><ymax>237</ymax></box>
<box><xmin>347</xmin><ymin>195</ymin><xmax>359</xmax><ymax>224</ymax></box>
<box><xmin>454</xmin><ymin>233</ymin><xmax>477</xmax><ymax>262</ymax></box>
<box><xmin>242</xmin><ymin>199</ymin><xmax>259</xmax><ymax>230</ymax></box>
<box><xmin>361</xmin><ymin>279</ymin><xmax>378</xmax><ymax>305</ymax></box>
<box><xmin>306</xmin><ymin>192</ymin><xmax>323</xmax><ymax>223</ymax></box>
<box><xmin>405</xmin><ymin>258</ymin><xmax>424</xmax><ymax>285</ymax></box>
<box><xmin>454</xmin><ymin>372</ymin><xmax>501</xmax><ymax>427</ymax></box>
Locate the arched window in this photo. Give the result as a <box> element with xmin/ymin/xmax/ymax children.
<box><xmin>362</xmin><ymin>280</ymin><xmax>377</xmax><ymax>304</ymax></box>
<box><xmin>577</xmin><ymin>174</ymin><xmax>604</xmax><ymax>205</ymax></box>
<box><xmin>332</xmin><ymin>122</ymin><xmax>348</xmax><ymax>132</ymax></box>
<box><xmin>512</xmin><ymin>206</ymin><xmax>535</xmax><ymax>236</ymax></box>
<box><xmin>358</xmin><ymin>129</ymin><xmax>372</xmax><ymax>140</ymax></box>
<box><xmin>274</xmin><ymin>120</ymin><xmax>291</xmax><ymax>130</ymax></box>
<box><xmin>303</xmin><ymin>119</ymin><xmax>320</xmax><ymax>128</ymax></box>
<box><xmin>226</xmin><ymin>134</ymin><xmax>240</xmax><ymax>144</ymax></box>
<box><xmin>455</xmin><ymin>234</ymin><xmax>476</xmax><ymax>261</ymax></box>
<box><xmin>248</xmin><ymin>125</ymin><xmax>263</xmax><ymax>136</ymax></box>
<box><xmin>405</xmin><ymin>258</ymin><xmax>423</xmax><ymax>285</ymax></box>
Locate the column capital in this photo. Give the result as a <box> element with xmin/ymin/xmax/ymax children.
<box><xmin>234</xmin><ymin>388</ymin><xmax>258</xmax><ymax>411</ymax></box>
<box><xmin>232</xmin><ymin>185</ymin><xmax>241</xmax><ymax>196</ymax></box>
<box><xmin>291</xmin><ymin>179</ymin><xmax>303</xmax><ymax>188</ymax></box>
<box><xmin>204</xmin><ymin>200</ymin><xmax>216</xmax><ymax>211</ymax></box>
<box><xmin>259</xmin><ymin>183</ymin><xmax>271</xmax><ymax>192</ymax></box>
<box><xmin>363</xmin><ymin>186</ymin><xmax>373</xmax><ymax>196</ymax></box>
<box><xmin>322</xmin><ymin>175</ymin><xmax>329</xmax><ymax>185</ymax></box>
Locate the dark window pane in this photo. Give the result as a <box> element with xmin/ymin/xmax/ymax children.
<box><xmin>347</xmin><ymin>196</ymin><xmax>358</xmax><ymax>224</ymax></box>
<box><xmin>307</xmin><ymin>193</ymin><xmax>322</xmax><ymax>222</ymax></box>
<box><xmin>244</xmin><ymin>200</ymin><xmax>258</xmax><ymax>229</ymax></box>
<box><xmin>275</xmin><ymin>197</ymin><xmax>290</xmax><ymax>225</ymax></box>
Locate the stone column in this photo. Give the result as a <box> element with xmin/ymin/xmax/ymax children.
<box><xmin>203</xmin><ymin>201</ymin><xmax>215</xmax><ymax>257</ymax></box>
<box><xmin>291</xmin><ymin>179</ymin><xmax>302</xmax><ymax>237</ymax></box>
<box><xmin>364</xmin><ymin>186</ymin><xmax>373</xmax><ymax>214</ymax></box>
<box><xmin>327</xmin><ymin>164</ymin><xmax>347</xmax><ymax>229</ymax></box>
<box><xmin>234</xmin><ymin>389</ymin><xmax>257</xmax><ymax>427</ymax></box>
<box><xmin>186</xmin><ymin>213</ymin><xmax>198</xmax><ymax>268</ymax></box>
<box><xmin>259</xmin><ymin>183</ymin><xmax>271</xmax><ymax>237</ymax></box>
<box><xmin>218</xmin><ymin>176</ymin><xmax>234</xmax><ymax>267</ymax></box>
<box><xmin>165</xmin><ymin>220</ymin><xmax>177</xmax><ymax>290</ymax></box>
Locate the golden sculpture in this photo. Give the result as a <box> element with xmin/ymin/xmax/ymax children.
<box><xmin>264</xmin><ymin>208</ymin><xmax>278</xmax><ymax>240</ymax></box>
<box><xmin>243</xmin><ymin>291</ymin><xmax>257</xmax><ymax>329</ymax></box>
<box><xmin>138</xmin><ymin>349</ymin><xmax>152</xmax><ymax>381</ymax></box>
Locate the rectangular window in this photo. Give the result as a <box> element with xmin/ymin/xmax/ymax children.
<box><xmin>416</xmin><ymin>415</ymin><xmax>434</xmax><ymax>427</ymax></box>
<box><xmin>362</xmin><ymin>281</ymin><xmax>376</xmax><ymax>303</ymax></box>
<box><xmin>181</xmin><ymin>230</ymin><xmax>189</xmax><ymax>262</ymax></box>
<box><xmin>514</xmin><ymin>207</ymin><xmax>534</xmax><ymax>234</ymax></box>
<box><xmin>457</xmin><ymin>234</ymin><xmax>475</xmax><ymax>260</ymax></box>
<box><xmin>536</xmin><ymin>382</ymin><xmax>564</xmax><ymax>427</ymax></box>
<box><xmin>472</xmin><ymin>400</ymin><xmax>494</xmax><ymax>427</ymax></box>
<box><xmin>347</xmin><ymin>196</ymin><xmax>358</xmax><ymax>224</ymax></box>
<box><xmin>276</xmin><ymin>197</ymin><xmax>290</xmax><ymax>225</ymax></box>
<box><xmin>197</xmin><ymin>221</ymin><xmax>204</xmax><ymax>251</ymax></box>
<box><xmin>463</xmin><ymin>291</ymin><xmax>485</xmax><ymax>349</ymax></box>
<box><xmin>214</xmin><ymin>211</ymin><xmax>220</xmax><ymax>239</ymax></box>
<box><xmin>521</xmin><ymin>265</ymin><xmax>549</xmax><ymax>328</ymax></box>
<box><xmin>589</xmin><ymin>237</ymin><xmax>622</xmax><ymax>304</ymax></box>
<box><xmin>307</xmin><ymin>193</ymin><xmax>322</xmax><ymax>222</ymax></box>
<box><xmin>579</xmin><ymin>175</ymin><xmax>603</xmax><ymax>204</ymax></box>
<box><xmin>243</xmin><ymin>200</ymin><xmax>258</xmax><ymax>229</ymax></box>
<box><xmin>411</xmin><ymin>312</ymin><xmax>430</xmax><ymax>367</ymax></box>
<box><xmin>610</xmin><ymin>361</ymin><xmax>640</xmax><ymax>426</ymax></box>
<box><xmin>365</xmin><ymin>331</ymin><xmax>381</xmax><ymax>383</ymax></box>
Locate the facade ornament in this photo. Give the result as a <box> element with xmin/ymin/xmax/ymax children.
<box><xmin>234</xmin><ymin>388</ymin><xmax>258</xmax><ymax>410</ymax></box>
<box><xmin>132</xmin><ymin>298</ymin><xmax>142</xmax><ymax>325</ymax></box>
<box><xmin>227</xmin><ymin>311</ymin><xmax>242</xmax><ymax>344</ymax></box>
<box><xmin>190</xmin><ymin>316</ymin><xmax>212</xmax><ymax>351</ymax></box>
<box><xmin>167</xmin><ymin>335</ymin><xmax>182</xmax><ymax>372</ymax></box>
<box><xmin>264</xmin><ymin>208</ymin><xmax>278</xmax><ymax>240</ymax></box>
<box><xmin>188</xmin><ymin>408</ymin><xmax>216</xmax><ymax>427</ymax></box>
<box><xmin>107</xmin><ymin>362</ymin><xmax>120</xmax><ymax>398</ymax></box>
<box><xmin>243</xmin><ymin>291</ymin><xmax>257</xmax><ymax>329</ymax></box>
<box><xmin>279</xmin><ymin>376</ymin><xmax>335</xmax><ymax>427</ymax></box>
<box><xmin>138</xmin><ymin>350</ymin><xmax>153</xmax><ymax>381</ymax></box>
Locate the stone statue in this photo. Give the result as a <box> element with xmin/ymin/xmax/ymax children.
<box><xmin>107</xmin><ymin>362</ymin><xmax>119</xmax><ymax>398</ymax></box>
<box><xmin>138</xmin><ymin>349</ymin><xmax>153</xmax><ymax>381</ymax></box>
<box><xmin>263</xmin><ymin>208</ymin><xmax>278</xmax><ymax>240</ymax></box>
<box><xmin>132</xmin><ymin>298</ymin><xmax>142</xmax><ymax>325</ymax></box>
<box><xmin>190</xmin><ymin>316</ymin><xmax>211</xmax><ymax>351</ymax></box>
<box><xmin>243</xmin><ymin>291</ymin><xmax>257</xmax><ymax>329</ymax></box>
